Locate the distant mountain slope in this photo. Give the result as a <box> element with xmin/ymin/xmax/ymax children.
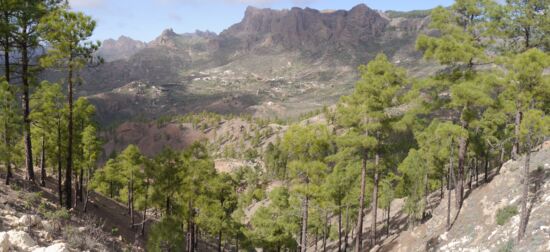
<box><xmin>62</xmin><ymin>5</ymin><xmax>436</xmax><ymax>125</ymax></box>
<box><xmin>96</xmin><ymin>36</ymin><xmax>146</xmax><ymax>62</ymax></box>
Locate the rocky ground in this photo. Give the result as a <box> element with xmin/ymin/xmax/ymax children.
<box><xmin>0</xmin><ymin>179</ymin><xmax>129</xmax><ymax>252</ymax></box>
<box><xmin>380</xmin><ymin>142</ymin><xmax>550</xmax><ymax>252</ymax></box>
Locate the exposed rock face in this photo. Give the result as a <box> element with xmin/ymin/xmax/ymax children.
<box><xmin>6</xmin><ymin>230</ymin><xmax>37</xmax><ymax>251</ymax></box>
<box><xmin>32</xmin><ymin>243</ymin><xmax>70</xmax><ymax>252</ymax></box>
<box><xmin>220</xmin><ymin>4</ymin><xmax>389</xmax><ymax>63</ymax></box>
<box><xmin>97</xmin><ymin>36</ymin><xmax>146</xmax><ymax>62</ymax></box>
<box><xmin>0</xmin><ymin>232</ymin><xmax>9</xmax><ymax>252</ymax></box>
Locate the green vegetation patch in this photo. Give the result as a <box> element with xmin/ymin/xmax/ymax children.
<box><xmin>496</xmin><ymin>205</ymin><xmax>518</xmax><ymax>226</ymax></box>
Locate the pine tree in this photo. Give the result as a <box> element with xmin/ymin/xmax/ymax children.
<box><xmin>399</xmin><ymin>149</ymin><xmax>428</xmax><ymax>226</ymax></box>
<box><xmin>73</xmin><ymin>98</ymin><xmax>96</xmax><ymax>203</ymax></box>
<box><xmin>247</xmin><ymin>187</ymin><xmax>299</xmax><ymax>251</ymax></box>
<box><xmin>38</xmin><ymin>7</ymin><xmax>100</xmax><ymax>209</ymax></box>
<box><xmin>179</xmin><ymin>142</ymin><xmax>217</xmax><ymax>252</ymax></box>
<box><xmin>517</xmin><ymin>109</ymin><xmax>549</xmax><ymax>240</ymax></box>
<box><xmin>81</xmin><ymin>125</ymin><xmax>100</xmax><ymax>212</ymax></box>
<box><xmin>0</xmin><ymin>0</ymin><xmax>16</xmax><ymax>82</ymax></box>
<box><xmin>118</xmin><ymin>145</ymin><xmax>143</xmax><ymax>228</ymax></box>
<box><xmin>336</xmin><ymin>53</ymin><xmax>408</xmax><ymax>248</ymax></box>
<box><xmin>281</xmin><ymin>124</ymin><xmax>332</xmax><ymax>252</ymax></box>
<box><xmin>416</xmin><ymin>0</ymin><xmax>495</xmax><ymax>208</ymax></box>
<box><xmin>0</xmin><ymin>80</ymin><xmax>20</xmax><ymax>185</ymax></box>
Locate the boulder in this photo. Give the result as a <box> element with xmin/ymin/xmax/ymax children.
<box><xmin>0</xmin><ymin>232</ymin><xmax>9</xmax><ymax>252</ymax></box>
<box><xmin>32</xmin><ymin>243</ymin><xmax>70</xmax><ymax>252</ymax></box>
<box><xmin>19</xmin><ymin>214</ymin><xmax>41</xmax><ymax>227</ymax></box>
<box><xmin>7</xmin><ymin>230</ymin><xmax>37</xmax><ymax>251</ymax></box>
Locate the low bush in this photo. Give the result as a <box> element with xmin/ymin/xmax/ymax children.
<box><xmin>496</xmin><ymin>205</ymin><xmax>518</xmax><ymax>225</ymax></box>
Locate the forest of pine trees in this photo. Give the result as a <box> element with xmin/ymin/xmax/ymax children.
<box><xmin>0</xmin><ymin>0</ymin><xmax>549</xmax><ymax>251</ymax></box>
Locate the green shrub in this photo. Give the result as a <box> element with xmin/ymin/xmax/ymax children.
<box><xmin>496</xmin><ymin>205</ymin><xmax>518</xmax><ymax>225</ymax></box>
<box><xmin>111</xmin><ymin>227</ymin><xmax>119</xmax><ymax>235</ymax></box>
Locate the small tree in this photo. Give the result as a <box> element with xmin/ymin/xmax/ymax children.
<box><xmin>81</xmin><ymin>125</ymin><xmax>100</xmax><ymax>212</ymax></box>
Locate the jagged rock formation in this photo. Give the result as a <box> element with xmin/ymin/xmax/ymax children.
<box><xmin>96</xmin><ymin>36</ymin><xmax>146</xmax><ymax>62</ymax></box>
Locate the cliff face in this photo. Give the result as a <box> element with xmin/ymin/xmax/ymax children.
<box><xmin>219</xmin><ymin>4</ymin><xmax>390</xmax><ymax>63</ymax></box>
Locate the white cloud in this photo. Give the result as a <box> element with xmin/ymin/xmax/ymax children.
<box><xmin>69</xmin><ymin>0</ymin><xmax>105</xmax><ymax>9</ymax></box>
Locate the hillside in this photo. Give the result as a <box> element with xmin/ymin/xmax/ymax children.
<box><xmin>294</xmin><ymin>142</ymin><xmax>550</xmax><ymax>252</ymax></box>
<box><xmin>47</xmin><ymin>5</ymin><xmax>437</xmax><ymax>125</ymax></box>
<box><xmin>0</xmin><ymin>178</ymin><xmax>133</xmax><ymax>252</ymax></box>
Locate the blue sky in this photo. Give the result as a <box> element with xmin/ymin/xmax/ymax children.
<box><xmin>69</xmin><ymin>0</ymin><xmax>454</xmax><ymax>42</ymax></box>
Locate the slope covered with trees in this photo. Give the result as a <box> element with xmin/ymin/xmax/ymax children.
<box><xmin>0</xmin><ymin>0</ymin><xmax>549</xmax><ymax>251</ymax></box>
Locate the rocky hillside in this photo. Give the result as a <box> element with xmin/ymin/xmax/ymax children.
<box><xmin>387</xmin><ymin>142</ymin><xmax>550</xmax><ymax>252</ymax></box>
<box><xmin>49</xmin><ymin>4</ymin><xmax>436</xmax><ymax>125</ymax></box>
<box><xmin>0</xmin><ymin>180</ymin><xmax>129</xmax><ymax>252</ymax></box>
<box><xmin>302</xmin><ymin>141</ymin><xmax>550</xmax><ymax>252</ymax></box>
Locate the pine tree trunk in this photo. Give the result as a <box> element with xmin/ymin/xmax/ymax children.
<box><xmin>40</xmin><ymin>136</ymin><xmax>46</xmax><ymax>186</ymax></box>
<box><xmin>64</xmin><ymin>62</ymin><xmax>74</xmax><ymax>209</ymax></box>
<box><xmin>84</xmin><ymin>168</ymin><xmax>91</xmax><ymax>213</ymax></box>
<box><xmin>3</xmin><ymin>31</ymin><xmax>9</xmax><ymax>82</ymax></box>
<box><xmin>386</xmin><ymin>204</ymin><xmax>390</xmax><ymax>237</ymax></box>
<box><xmin>497</xmin><ymin>146</ymin><xmax>505</xmax><ymax>174</ymax></box>
<box><xmin>423</xmin><ymin>170</ymin><xmax>428</xmax><ymax>220</ymax></box>
<box><xmin>166</xmin><ymin>196</ymin><xmax>171</xmax><ymax>216</ymax></box>
<box><xmin>300</xmin><ymin>193</ymin><xmax>309</xmax><ymax>252</ymax></box>
<box><xmin>57</xmin><ymin>119</ymin><xmax>63</xmax><ymax>206</ymax></box>
<box><xmin>344</xmin><ymin>204</ymin><xmax>349</xmax><ymax>252</ymax></box>
<box><xmin>338</xmin><ymin>204</ymin><xmax>342</xmax><ymax>252</ymax></box>
<box><xmin>78</xmin><ymin>166</ymin><xmax>84</xmax><ymax>202</ymax></box>
<box><xmin>21</xmin><ymin>36</ymin><xmax>34</xmax><ymax>182</ymax></box>
<box><xmin>187</xmin><ymin>200</ymin><xmax>195</xmax><ymax>252</ymax></box>
<box><xmin>3</xmin><ymin>32</ymin><xmax>11</xmax><ymax>186</ymax></box>
<box><xmin>217</xmin><ymin>230</ymin><xmax>222</xmax><ymax>252</ymax></box>
<box><xmin>484</xmin><ymin>150</ymin><xmax>489</xmax><ymax>182</ymax></box>
<box><xmin>457</xmin><ymin>135</ymin><xmax>467</xmax><ymax>208</ymax></box>
<box><xmin>371</xmin><ymin>152</ymin><xmax>380</xmax><ymax>244</ymax></box>
<box><xmin>447</xmin><ymin>140</ymin><xmax>454</xmax><ymax>231</ymax></box>
<box><xmin>475</xmin><ymin>157</ymin><xmax>479</xmax><ymax>186</ymax></box>
<box><xmin>355</xmin><ymin>155</ymin><xmax>367</xmax><ymax>252</ymax></box>
<box><xmin>235</xmin><ymin>233</ymin><xmax>239</xmax><ymax>252</ymax></box>
<box><xmin>73</xmin><ymin>172</ymin><xmax>78</xmax><ymax>209</ymax></box>
<box><xmin>518</xmin><ymin>130</ymin><xmax>531</xmax><ymax>241</ymax></box>
<box><xmin>130</xmin><ymin>177</ymin><xmax>134</xmax><ymax>228</ymax></box>
<box><xmin>4</xmin><ymin>120</ymin><xmax>12</xmax><ymax>185</ymax></box>
<box><xmin>323</xmin><ymin>212</ymin><xmax>328</xmax><ymax>252</ymax></box>
<box><xmin>512</xmin><ymin>110</ymin><xmax>521</xmax><ymax>160</ymax></box>
<box><xmin>468</xmin><ymin>161</ymin><xmax>472</xmax><ymax>191</ymax></box>
<box><xmin>141</xmin><ymin>181</ymin><xmax>148</xmax><ymax>236</ymax></box>
<box><xmin>315</xmin><ymin>231</ymin><xmax>319</xmax><ymax>252</ymax></box>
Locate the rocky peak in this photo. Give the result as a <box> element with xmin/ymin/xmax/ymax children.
<box><xmin>160</xmin><ymin>28</ymin><xmax>177</xmax><ymax>37</ymax></box>
<box><xmin>97</xmin><ymin>35</ymin><xmax>146</xmax><ymax>62</ymax></box>
<box><xmin>220</xmin><ymin>4</ymin><xmax>389</xmax><ymax>62</ymax></box>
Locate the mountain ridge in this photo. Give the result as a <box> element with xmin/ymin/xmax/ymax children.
<box><xmin>65</xmin><ymin>5</ymin><xmax>436</xmax><ymax>125</ymax></box>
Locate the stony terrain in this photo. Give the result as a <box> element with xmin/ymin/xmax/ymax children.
<box><xmin>0</xmin><ymin>180</ymin><xmax>125</xmax><ymax>252</ymax></box>
<box><xmin>348</xmin><ymin>141</ymin><xmax>550</xmax><ymax>252</ymax></box>
<box><xmin>388</xmin><ymin>142</ymin><xmax>550</xmax><ymax>252</ymax></box>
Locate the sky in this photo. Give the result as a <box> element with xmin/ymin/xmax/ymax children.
<box><xmin>68</xmin><ymin>0</ymin><xmax>455</xmax><ymax>42</ymax></box>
